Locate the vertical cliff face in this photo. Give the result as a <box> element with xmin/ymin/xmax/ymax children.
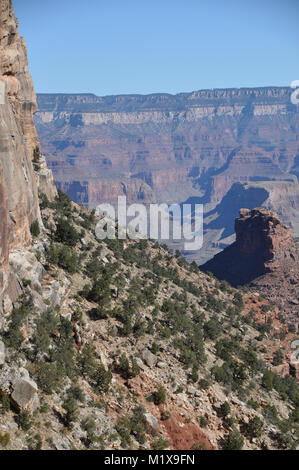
<box><xmin>0</xmin><ymin>0</ymin><xmax>55</xmax><ymax>300</ymax></box>
<box><xmin>234</xmin><ymin>208</ymin><xmax>294</xmax><ymax>261</ymax></box>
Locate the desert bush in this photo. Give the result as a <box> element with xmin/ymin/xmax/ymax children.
<box><xmin>220</xmin><ymin>429</ymin><xmax>244</xmax><ymax>450</ymax></box>
<box><xmin>0</xmin><ymin>432</ymin><xmax>10</xmax><ymax>447</ymax></box>
<box><xmin>246</xmin><ymin>416</ymin><xmax>263</xmax><ymax>438</ymax></box>
<box><xmin>55</xmin><ymin>218</ymin><xmax>79</xmax><ymax>246</ymax></box>
<box><xmin>153</xmin><ymin>386</ymin><xmax>166</xmax><ymax>405</ymax></box>
<box><xmin>16</xmin><ymin>410</ymin><xmax>32</xmax><ymax>431</ymax></box>
<box><xmin>30</xmin><ymin>219</ymin><xmax>40</xmax><ymax>237</ymax></box>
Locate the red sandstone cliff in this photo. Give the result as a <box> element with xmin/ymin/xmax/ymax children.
<box><xmin>202</xmin><ymin>208</ymin><xmax>299</xmax><ymax>323</ymax></box>
<box><xmin>0</xmin><ymin>0</ymin><xmax>56</xmax><ymax>304</ymax></box>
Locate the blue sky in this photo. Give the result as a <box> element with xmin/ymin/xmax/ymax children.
<box><xmin>14</xmin><ymin>0</ymin><xmax>299</xmax><ymax>96</ymax></box>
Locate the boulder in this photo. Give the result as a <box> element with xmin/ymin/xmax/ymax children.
<box><xmin>50</xmin><ymin>434</ymin><xmax>72</xmax><ymax>451</ymax></box>
<box><xmin>11</xmin><ymin>377</ymin><xmax>39</xmax><ymax>411</ymax></box>
<box><xmin>145</xmin><ymin>413</ymin><xmax>159</xmax><ymax>433</ymax></box>
<box><xmin>141</xmin><ymin>349</ymin><xmax>157</xmax><ymax>367</ymax></box>
<box><xmin>0</xmin><ymin>365</ymin><xmax>39</xmax><ymax>411</ymax></box>
<box><xmin>135</xmin><ymin>358</ymin><xmax>145</xmax><ymax>370</ymax></box>
<box><xmin>156</xmin><ymin>361</ymin><xmax>167</xmax><ymax>368</ymax></box>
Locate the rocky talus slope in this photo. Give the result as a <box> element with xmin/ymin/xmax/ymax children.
<box><xmin>0</xmin><ymin>191</ymin><xmax>298</xmax><ymax>450</ymax></box>
<box><xmin>35</xmin><ymin>88</ymin><xmax>299</xmax><ymax>263</ymax></box>
<box><xmin>0</xmin><ymin>0</ymin><xmax>56</xmax><ymax>307</ymax></box>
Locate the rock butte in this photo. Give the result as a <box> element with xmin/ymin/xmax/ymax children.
<box><xmin>202</xmin><ymin>207</ymin><xmax>299</xmax><ymax>323</ymax></box>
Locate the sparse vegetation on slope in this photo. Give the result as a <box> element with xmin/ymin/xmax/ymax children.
<box><xmin>0</xmin><ymin>190</ymin><xmax>298</xmax><ymax>450</ymax></box>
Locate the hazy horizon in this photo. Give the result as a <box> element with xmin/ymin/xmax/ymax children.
<box><xmin>35</xmin><ymin>83</ymin><xmax>291</xmax><ymax>98</ymax></box>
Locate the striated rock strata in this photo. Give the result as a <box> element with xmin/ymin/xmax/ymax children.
<box><xmin>35</xmin><ymin>87</ymin><xmax>299</xmax><ymax>263</ymax></box>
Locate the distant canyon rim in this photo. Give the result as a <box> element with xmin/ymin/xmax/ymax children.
<box><xmin>35</xmin><ymin>87</ymin><xmax>299</xmax><ymax>264</ymax></box>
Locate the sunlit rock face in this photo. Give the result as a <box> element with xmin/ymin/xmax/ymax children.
<box><xmin>0</xmin><ymin>0</ymin><xmax>56</xmax><ymax>301</ymax></box>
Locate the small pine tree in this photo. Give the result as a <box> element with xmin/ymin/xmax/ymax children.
<box><xmin>1</xmin><ymin>393</ymin><xmax>10</xmax><ymax>413</ymax></box>
<box><xmin>30</xmin><ymin>219</ymin><xmax>40</xmax><ymax>238</ymax></box>
<box><xmin>33</xmin><ymin>146</ymin><xmax>41</xmax><ymax>163</ymax></box>
<box><xmin>191</xmin><ymin>365</ymin><xmax>199</xmax><ymax>383</ymax></box>
<box><xmin>119</xmin><ymin>353</ymin><xmax>130</xmax><ymax>373</ymax></box>
<box><xmin>16</xmin><ymin>410</ymin><xmax>32</xmax><ymax>431</ymax></box>
<box><xmin>246</xmin><ymin>416</ymin><xmax>263</xmax><ymax>438</ymax></box>
<box><xmin>262</xmin><ymin>370</ymin><xmax>273</xmax><ymax>390</ymax></box>
<box><xmin>221</xmin><ymin>429</ymin><xmax>244</xmax><ymax>450</ymax></box>
<box><xmin>62</xmin><ymin>395</ymin><xmax>78</xmax><ymax>428</ymax></box>
<box><xmin>153</xmin><ymin>386</ymin><xmax>166</xmax><ymax>405</ymax></box>
<box><xmin>220</xmin><ymin>401</ymin><xmax>231</xmax><ymax>418</ymax></box>
<box><xmin>273</xmin><ymin>349</ymin><xmax>283</xmax><ymax>366</ymax></box>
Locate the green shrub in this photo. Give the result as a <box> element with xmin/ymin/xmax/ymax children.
<box><xmin>247</xmin><ymin>398</ymin><xmax>260</xmax><ymax>410</ymax></box>
<box><xmin>27</xmin><ymin>433</ymin><xmax>42</xmax><ymax>450</ymax></box>
<box><xmin>262</xmin><ymin>370</ymin><xmax>273</xmax><ymax>390</ymax></box>
<box><xmin>152</xmin><ymin>437</ymin><xmax>169</xmax><ymax>450</ymax></box>
<box><xmin>118</xmin><ymin>354</ymin><xmax>140</xmax><ymax>379</ymax></box>
<box><xmin>203</xmin><ymin>317</ymin><xmax>222</xmax><ymax>340</ymax></box>
<box><xmin>62</xmin><ymin>395</ymin><xmax>78</xmax><ymax>428</ymax></box>
<box><xmin>246</xmin><ymin>416</ymin><xmax>263</xmax><ymax>438</ymax></box>
<box><xmin>0</xmin><ymin>432</ymin><xmax>10</xmax><ymax>447</ymax></box>
<box><xmin>3</xmin><ymin>292</ymin><xmax>33</xmax><ymax>349</ymax></box>
<box><xmin>199</xmin><ymin>416</ymin><xmax>209</xmax><ymax>428</ymax></box>
<box><xmin>33</xmin><ymin>146</ymin><xmax>41</xmax><ymax>163</ymax></box>
<box><xmin>191</xmin><ymin>365</ymin><xmax>198</xmax><ymax>383</ymax></box>
<box><xmin>219</xmin><ymin>402</ymin><xmax>231</xmax><ymax>418</ymax></box>
<box><xmin>115</xmin><ymin>417</ymin><xmax>132</xmax><ymax>448</ymax></box>
<box><xmin>199</xmin><ymin>378</ymin><xmax>210</xmax><ymax>390</ymax></box>
<box><xmin>16</xmin><ymin>410</ymin><xmax>32</xmax><ymax>431</ymax></box>
<box><xmin>153</xmin><ymin>386</ymin><xmax>166</xmax><ymax>405</ymax></box>
<box><xmin>55</xmin><ymin>218</ymin><xmax>79</xmax><ymax>246</ymax></box>
<box><xmin>35</xmin><ymin>361</ymin><xmax>61</xmax><ymax>394</ymax></box>
<box><xmin>69</xmin><ymin>386</ymin><xmax>85</xmax><ymax>403</ymax></box>
<box><xmin>1</xmin><ymin>392</ymin><xmax>10</xmax><ymax>413</ymax></box>
<box><xmin>81</xmin><ymin>417</ymin><xmax>97</xmax><ymax>446</ymax></box>
<box><xmin>273</xmin><ymin>349</ymin><xmax>283</xmax><ymax>366</ymax></box>
<box><xmin>30</xmin><ymin>219</ymin><xmax>40</xmax><ymax>237</ymax></box>
<box><xmin>78</xmin><ymin>342</ymin><xmax>97</xmax><ymax>378</ymax></box>
<box><xmin>221</xmin><ymin>429</ymin><xmax>244</xmax><ymax>450</ymax></box>
<box><xmin>46</xmin><ymin>243</ymin><xmax>78</xmax><ymax>273</ymax></box>
<box><xmin>161</xmin><ymin>411</ymin><xmax>171</xmax><ymax>421</ymax></box>
<box><xmin>53</xmin><ymin>190</ymin><xmax>72</xmax><ymax>216</ymax></box>
<box><xmin>95</xmin><ymin>364</ymin><xmax>112</xmax><ymax>393</ymax></box>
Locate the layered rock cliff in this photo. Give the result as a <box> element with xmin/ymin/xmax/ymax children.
<box><xmin>35</xmin><ymin>87</ymin><xmax>299</xmax><ymax>263</ymax></box>
<box><xmin>202</xmin><ymin>208</ymin><xmax>299</xmax><ymax>322</ymax></box>
<box><xmin>0</xmin><ymin>0</ymin><xmax>56</xmax><ymax>304</ymax></box>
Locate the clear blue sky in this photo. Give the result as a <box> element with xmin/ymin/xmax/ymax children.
<box><xmin>14</xmin><ymin>0</ymin><xmax>299</xmax><ymax>96</ymax></box>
